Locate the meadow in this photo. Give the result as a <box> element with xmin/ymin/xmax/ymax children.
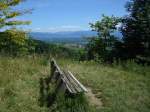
<box><xmin>0</xmin><ymin>56</ymin><xmax>150</xmax><ymax>112</ymax></box>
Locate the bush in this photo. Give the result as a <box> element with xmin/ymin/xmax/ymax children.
<box><xmin>0</xmin><ymin>29</ymin><xmax>28</xmax><ymax>56</ymax></box>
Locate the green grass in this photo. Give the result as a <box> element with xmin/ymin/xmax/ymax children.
<box><xmin>57</xmin><ymin>59</ymin><xmax>150</xmax><ymax>112</ymax></box>
<box><xmin>0</xmin><ymin>56</ymin><xmax>50</xmax><ymax>112</ymax></box>
<box><xmin>0</xmin><ymin>56</ymin><xmax>150</xmax><ymax>112</ymax></box>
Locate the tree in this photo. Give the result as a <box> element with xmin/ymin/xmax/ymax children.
<box><xmin>121</xmin><ymin>0</ymin><xmax>150</xmax><ymax>58</ymax></box>
<box><xmin>86</xmin><ymin>37</ymin><xmax>104</xmax><ymax>60</ymax></box>
<box><xmin>0</xmin><ymin>0</ymin><xmax>31</xmax><ymax>29</ymax></box>
<box><xmin>0</xmin><ymin>0</ymin><xmax>31</xmax><ymax>56</ymax></box>
<box><xmin>0</xmin><ymin>29</ymin><xmax>28</xmax><ymax>55</ymax></box>
<box><xmin>88</xmin><ymin>15</ymin><xmax>120</xmax><ymax>62</ymax></box>
<box><xmin>90</xmin><ymin>15</ymin><xmax>120</xmax><ymax>51</ymax></box>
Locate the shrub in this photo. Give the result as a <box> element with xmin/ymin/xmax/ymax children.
<box><xmin>0</xmin><ymin>29</ymin><xmax>28</xmax><ymax>56</ymax></box>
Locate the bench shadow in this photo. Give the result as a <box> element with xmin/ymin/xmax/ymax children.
<box><xmin>38</xmin><ymin>76</ymin><xmax>91</xmax><ymax>112</ymax></box>
<box><xmin>39</xmin><ymin>77</ymin><xmax>57</xmax><ymax>107</ymax></box>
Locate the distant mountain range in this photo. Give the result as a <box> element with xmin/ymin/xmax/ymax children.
<box><xmin>30</xmin><ymin>31</ymin><xmax>97</xmax><ymax>39</ymax></box>
<box><xmin>29</xmin><ymin>30</ymin><xmax>122</xmax><ymax>44</ymax></box>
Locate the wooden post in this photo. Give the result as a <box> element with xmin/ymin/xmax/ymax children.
<box><xmin>50</xmin><ymin>60</ymin><xmax>56</xmax><ymax>82</ymax></box>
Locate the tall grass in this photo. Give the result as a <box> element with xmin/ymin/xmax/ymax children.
<box><xmin>0</xmin><ymin>56</ymin><xmax>150</xmax><ymax>112</ymax></box>
<box><xmin>0</xmin><ymin>56</ymin><xmax>49</xmax><ymax>112</ymax></box>
<box><xmin>57</xmin><ymin>59</ymin><xmax>150</xmax><ymax>112</ymax></box>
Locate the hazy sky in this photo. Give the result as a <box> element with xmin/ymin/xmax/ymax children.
<box><xmin>14</xmin><ymin>0</ymin><xmax>128</xmax><ymax>32</ymax></box>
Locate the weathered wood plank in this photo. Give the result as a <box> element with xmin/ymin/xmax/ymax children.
<box><xmin>68</xmin><ymin>71</ymin><xmax>88</xmax><ymax>92</ymax></box>
<box><xmin>62</xmin><ymin>72</ymin><xmax>77</xmax><ymax>93</ymax></box>
<box><xmin>50</xmin><ymin>59</ymin><xmax>88</xmax><ymax>95</ymax></box>
<box><xmin>65</xmin><ymin>71</ymin><xmax>83</xmax><ymax>93</ymax></box>
<box><xmin>51</xmin><ymin>59</ymin><xmax>63</xmax><ymax>74</ymax></box>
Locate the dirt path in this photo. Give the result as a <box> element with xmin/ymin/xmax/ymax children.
<box><xmin>85</xmin><ymin>87</ymin><xmax>103</xmax><ymax>108</ymax></box>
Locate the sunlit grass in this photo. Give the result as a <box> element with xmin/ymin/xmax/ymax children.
<box><xmin>0</xmin><ymin>56</ymin><xmax>50</xmax><ymax>112</ymax></box>
<box><xmin>58</xmin><ymin>59</ymin><xmax>150</xmax><ymax>112</ymax></box>
<box><xmin>0</xmin><ymin>56</ymin><xmax>150</xmax><ymax>112</ymax></box>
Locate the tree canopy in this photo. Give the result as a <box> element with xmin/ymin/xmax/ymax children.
<box><xmin>121</xmin><ymin>0</ymin><xmax>150</xmax><ymax>58</ymax></box>
<box><xmin>87</xmin><ymin>15</ymin><xmax>120</xmax><ymax>62</ymax></box>
<box><xmin>0</xmin><ymin>0</ymin><xmax>31</xmax><ymax>29</ymax></box>
<box><xmin>0</xmin><ymin>0</ymin><xmax>31</xmax><ymax>56</ymax></box>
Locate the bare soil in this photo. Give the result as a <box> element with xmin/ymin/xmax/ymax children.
<box><xmin>85</xmin><ymin>87</ymin><xmax>103</xmax><ymax>108</ymax></box>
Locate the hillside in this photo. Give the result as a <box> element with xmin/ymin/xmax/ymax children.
<box><xmin>0</xmin><ymin>56</ymin><xmax>150</xmax><ymax>112</ymax></box>
<box><xmin>0</xmin><ymin>0</ymin><xmax>149</xmax><ymax>112</ymax></box>
<box><xmin>29</xmin><ymin>31</ymin><xmax>122</xmax><ymax>44</ymax></box>
<box><xmin>29</xmin><ymin>31</ymin><xmax>97</xmax><ymax>44</ymax></box>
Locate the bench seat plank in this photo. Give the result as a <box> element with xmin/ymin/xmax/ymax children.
<box><xmin>50</xmin><ymin>59</ymin><xmax>88</xmax><ymax>94</ymax></box>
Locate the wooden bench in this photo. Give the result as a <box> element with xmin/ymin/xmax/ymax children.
<box><xmin>50</xmin><ymin>59</ymin><xmax>88</xmax><ymax>95</ymax></box>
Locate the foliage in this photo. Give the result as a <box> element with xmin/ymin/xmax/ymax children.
<box><xmin>0</xmin><ymin>0</ymin><xmax>31</xmax><ymax>29</ymax></box>
<box><xmin>121</xmin><ymin>0</ymin><xmax>150</xmax><ymax>58</ymax></box>
<box><xmin>87</xmin><ymin>0</ymin><xmax>150</xmax><ymax>63</ymax></box>
<box><xmin>0</xmin><ymin>30</ymin><xmax>85</xmax><ymax>58</ymax></box>
<box><xmin>86</xmin><ymin>37</ymin><xmax>104</xmax><ymax>60</ymax></box>
<box><xmin>26</xmin><ymin>38</ymin><xmax>85</xmax><ymax>60</ymax></box>
<box><xmin>90</xmin><ymin>15</ymin><xmax>120</xmax><ymax>38</ymax></box>
<box><xmin>0</xmin><ymin>0</ymin><xmax>32</xmax><ymax>56</ymax></box>
<box><xmin>88</xmin><ymin>15</ymin><xmax>120</xmax><ymax>62</ymax></box>
<box><xmin>0</xmin><ymin>29</ymin><xmax>28</xmax><ymax>56</ymax></box>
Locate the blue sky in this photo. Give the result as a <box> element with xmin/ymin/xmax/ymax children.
<box><xmin>15</xmin><ymin>0</ymin><xmax>128</xmax><ymax>32</ymax></box>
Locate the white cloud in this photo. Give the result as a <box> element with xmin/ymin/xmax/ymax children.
<box><xmin>35</xmin><ymin>28</ymin><xmax>41</xmax><ymax>30</ymax></box>
<box><xmin>32</xmin><ymin>28</ymin><xmax>42</xmax><ymax>32</ymax></box>
<box><xmin>60</xmin><ymin>25</ymin><xmax>81</xmax><ymax>29</ymax></box>
<box><xmin>32</xmin><ymin>25</ymin><xmax>89</xmax><ymax>32</ymax></box>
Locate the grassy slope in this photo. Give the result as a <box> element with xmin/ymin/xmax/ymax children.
<box><xmin>58</xmin><ymin>59</ymin><xmax>150</xmax><ymax>112</ymax></box>
<box><xmin>0</xmin><ymin>56</ymin><xmax>150</xmax><ymax>112</ymax></box>
<box><xmin>0</xmin><ymin>56</ymin><xmax>50</xmax><ymax>112</ymax></box>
